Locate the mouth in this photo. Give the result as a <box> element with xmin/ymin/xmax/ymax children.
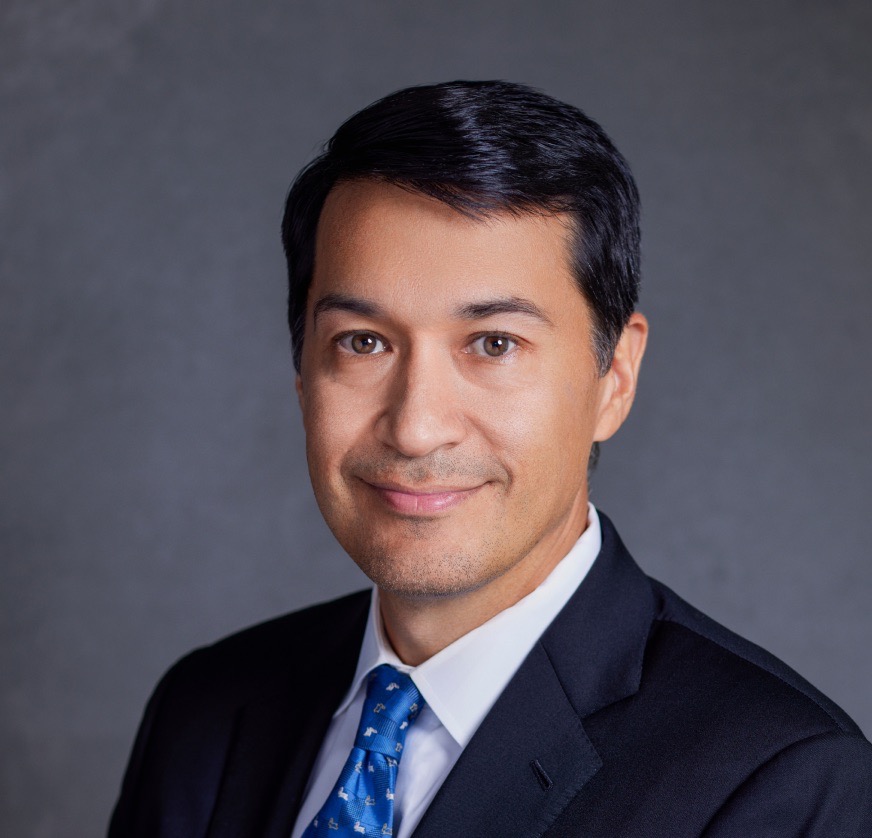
<box><xmin>360</xmin><ymin>479</ymin><xmax>485</xmax><ymax>515</ymax></box>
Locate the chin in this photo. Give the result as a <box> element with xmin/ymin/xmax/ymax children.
<box><xmin>347</xmin><ymin>540</ymin><xmax>503</xmax><ymax>601</ymax></box>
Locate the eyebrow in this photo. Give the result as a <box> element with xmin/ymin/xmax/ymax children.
<box><xmin>312</xmin><ymin>292</ymin><xmax>385</xmax><ymax>327</ymax></box>
<box><xmin>311</xmin><ymin>291</ymin><xmax>554</xmax><ymax>328</ymax></box>
<box><xmin>453</xmin><ymin>296</ymin><xmax>554</xmax><ymax>327</ymax></box>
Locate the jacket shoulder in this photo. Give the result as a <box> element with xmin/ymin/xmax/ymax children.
<box><xmin>647</xmin><ymin>577</ymin><xmax>863</xmax><ymax>737</ymax></box>
<box><xmin>562</xmin><ymin>567</ymin><xmax>872</xmax><ymax>836</ymax></box>
<box><xmin>108</xmin><ymin>591</ymin><xmax>370</xmax><ymax>837</ymax></box>
<box><xmin>162</xmin><ymin>589</ymin><xmax>371</xmax><ymax>706</ymax></box>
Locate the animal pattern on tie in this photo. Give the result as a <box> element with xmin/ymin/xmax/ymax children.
<box><xmin>302</xmin><ymin>665</ymin><xmax>424</xmax><ymax>838</ymax></box>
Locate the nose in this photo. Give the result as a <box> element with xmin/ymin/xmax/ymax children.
<box><xmin>374</xmin><ymin>344</ymin><xmax>467</xmax><ymax>458</ymax></box>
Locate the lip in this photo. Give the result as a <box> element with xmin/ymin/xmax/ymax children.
<box><xmin>362</xmin><ymin>480</ymin><xmax>485</xmax><ymax>515</ymax></box>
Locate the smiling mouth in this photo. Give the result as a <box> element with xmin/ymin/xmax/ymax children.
<box><xmin>361</xmin><ymin>480</ymin><xmax>485</xmax><ymax>515</ymax></box>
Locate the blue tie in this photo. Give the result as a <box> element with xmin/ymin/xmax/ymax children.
<box><xmin>302</xmin><ymin>665</ymin><xmax>425</xmax><ymax>837</ymax></box>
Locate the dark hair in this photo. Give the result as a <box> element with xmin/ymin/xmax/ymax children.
<box><xmin>281</xmin><ymin>80</ymin><xmax>640</xmax><ymax>376</ymax></box>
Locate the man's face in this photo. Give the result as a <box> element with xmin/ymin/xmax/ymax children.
<box><xmin>298</xmin><ymin>180</ymin><xmax>640</xmax><ymax>602</ymax></box>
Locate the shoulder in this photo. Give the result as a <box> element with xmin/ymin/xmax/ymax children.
<box><xmin>643</xmin><ymin>583</ymin><xmax>872</xmax><ymax>832</ymax></box>
<box><xmin>157</xmin><ymin>589</ymin><xmax>371</xmax><ymax>709</ymax></box>
<box><xmin>646</xmin><ymin>577</ymin><xmax>863</xmax><ymax>738</ymax></box>
<box><xmin>564</xmin><ymin>557</ymin><xmax>872</xmax><ymax>833</ymax></box>
<box><xmin>616</xmin><ymin>575</ymin><xmax>872</xmax><ymax>808</ymax></box>
<box><xmin>108</xmin><ymin>592</ymin><xmax>371</xmax><ymax>836</ymax></box>
<box><xmin>591</xmin><ymin>511</ymin><xmax>864</xmax><ymax>745</ymax></box>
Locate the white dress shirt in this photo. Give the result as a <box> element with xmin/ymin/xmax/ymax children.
<box><xmin>291</xmin><ymin>504</ymin><xmax>602</xmax><ymax>838</ymax></box>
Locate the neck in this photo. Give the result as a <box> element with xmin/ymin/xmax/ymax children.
<box><xmin>377</xmin><ymin>498</ymin><xmax>590</xmax><ymax>666</ymax></box>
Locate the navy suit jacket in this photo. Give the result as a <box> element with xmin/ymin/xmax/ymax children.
<box><xmin>109</xmin><ymin>514</ymin><xmax>872</xmax><ymax>836</ymax></box>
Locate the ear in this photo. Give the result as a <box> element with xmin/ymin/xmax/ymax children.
<box><xmin>593</xmin><ymin>312</ymin><xmax>648</xmax><ymax>442</ymax></box>
<box><xmin>295</xmin><ymin>372</ymin><xmax>305</xmax><ymax>412</ymax></box>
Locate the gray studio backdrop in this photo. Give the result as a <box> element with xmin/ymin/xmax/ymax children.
<box><xmin>2</xmin><ymin>1</ymin><xmax>871</xmax><ymax>835</ymax></box>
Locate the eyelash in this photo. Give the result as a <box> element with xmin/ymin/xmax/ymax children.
<box><xmin>334</xmin><ymin>331</ymin><xmax>522</xmax><ymax>359</ymax></box>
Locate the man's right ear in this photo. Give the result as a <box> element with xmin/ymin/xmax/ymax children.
<box><xmin>295</xmin><ymin>373</ymin><xmax>305</xmax><ymax>411</ymax></box>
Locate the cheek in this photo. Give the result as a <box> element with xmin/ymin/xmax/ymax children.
<box><xmin>303</xmin><ymin>384</ymin><xmax>367</xmax><ymax>475</ymax></box>
<box><xmin>304</xmin><ymin>387</ymin><xmax>347</xmax><ymax>478</ymax></box>
<box><xmin>476</xmin><ymin>380</ymin><xmax>589</xmax><ymax>489</ymax></box>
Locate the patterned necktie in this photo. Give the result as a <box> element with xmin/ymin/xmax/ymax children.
<box><xmin>303</xmin><ymin>664</ymin><xmax>425</xmax><ymax>838</ymax></box>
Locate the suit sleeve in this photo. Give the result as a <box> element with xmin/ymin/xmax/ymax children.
<box><xmin>702</xmin><ymin>730</ymin><xmax>872</xmax><ymax>837</ymax></box>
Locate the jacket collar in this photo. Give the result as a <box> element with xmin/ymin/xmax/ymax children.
<box><xmin>411</xmin><ymin>512</ymin><xmax>656</xmax><ymax>836</ymax></box>
<box><xmin>540</xmin><ymin>511</ymin><xmax>655</xmax><ymax>718</ymax></box>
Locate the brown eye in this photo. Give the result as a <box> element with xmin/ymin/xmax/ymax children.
<box><xmin>339</xmin><ymin>333</ymin><xmax>386</xmax><ymax>355</ymax></box>
<box><xmin>351</xmin><ymin>334</ymin><xmax>376</xmax><ymax>354</ymax></box>
<box><xmin>471</xmin><ymin>335</ymin><xmax>517</xmax><ymax>357</ymax></box>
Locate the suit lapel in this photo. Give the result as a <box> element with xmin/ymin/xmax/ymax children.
<box><xmin>413</xmin><ymin>513</ymin><xmax>656</xmax><ymax>836</ymax></box>
<box><xmin>205</xmin><ymin>593</ymin><xmax>371</xmax><ymax>838</ymax></box>
<box><xmin>411</xmin><ymin>642</ymin><xmax>601</xmax><ymax>837</ymax></box>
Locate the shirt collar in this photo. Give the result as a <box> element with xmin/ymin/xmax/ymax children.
<box><xmin>334</xmin><ymin>504</ymin><xmax>603</xmax><ymax>748</ymax></box>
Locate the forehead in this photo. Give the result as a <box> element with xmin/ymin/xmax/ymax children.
<box><xmin>312</xmin><ymin>180</ymin><xmax>583</xmax><ymax>314</ymax></box>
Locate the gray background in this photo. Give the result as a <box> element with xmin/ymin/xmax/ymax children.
<box><xmin>2</xmin><ymin>1</ymin><xmax>871</xmax><ymax>835</ymax></box>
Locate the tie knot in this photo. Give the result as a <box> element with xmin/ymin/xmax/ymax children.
<box><xmin>354</xmin><ymin>665</ymin><xmax>424</xmax><ymax>758</ymax></box>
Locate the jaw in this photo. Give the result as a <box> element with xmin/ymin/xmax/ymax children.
<box><xmin>333</xmin><ymin>475</ymin><xmax>589</xmax><ymax>601</ymax></box>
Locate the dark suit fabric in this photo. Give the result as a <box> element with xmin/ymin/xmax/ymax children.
<box><xmin>109</xmin><ymin>514</ymin><xmax>872</xmax><ymax>837</ymax></box>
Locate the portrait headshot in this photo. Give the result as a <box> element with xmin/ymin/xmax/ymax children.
<box><xmin>2</xmin><ymin>4</ymin><xmax>871</xmax><ymax>837</ymax></box>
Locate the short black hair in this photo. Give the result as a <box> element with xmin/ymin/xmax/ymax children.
<box><xmin>281</xmin><ymin>80</ymin><xmax>640</xmax><ymax>376</ymax></box>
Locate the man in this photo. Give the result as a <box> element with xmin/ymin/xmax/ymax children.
<box><xmin>109</xmin><ymin>81</ymin><xmax>872</xmax><ymax>837</ymax></box>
